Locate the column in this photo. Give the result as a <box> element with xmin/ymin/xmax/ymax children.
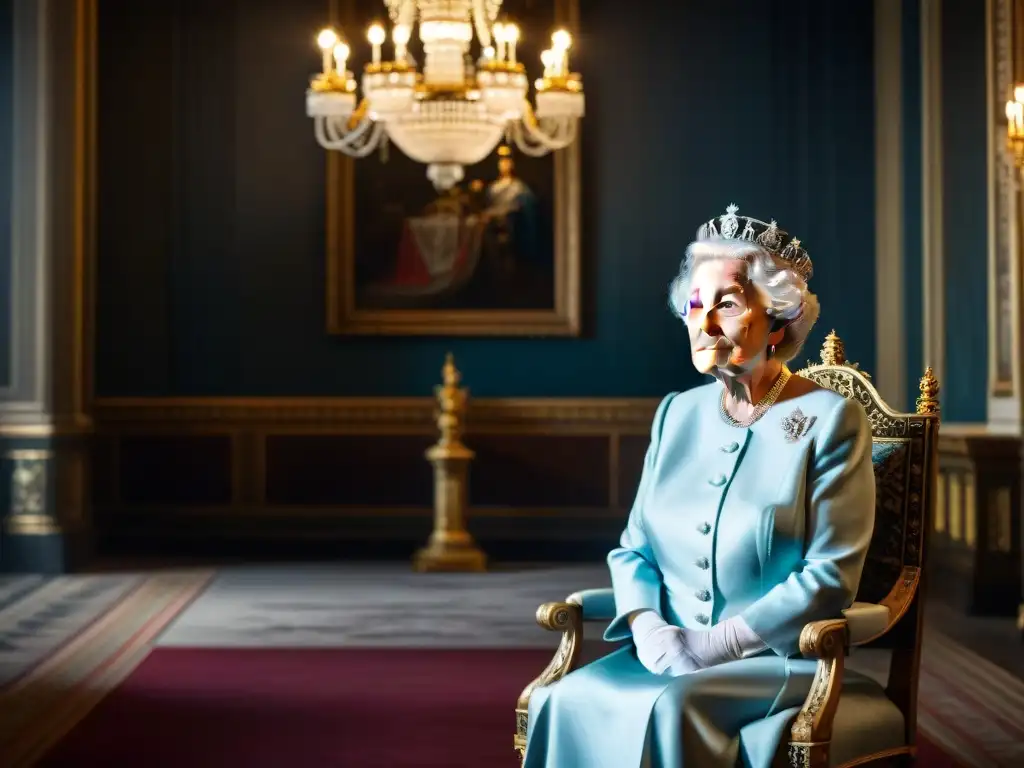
<box><xmin>0</xmin><ymin>0</ymin><xmax>95</xmax><ymax>573</ymax></box>
<box><xmin>875</xmin><ymin>0</ymin><xmax>906</xmax><ymax>409</ymax></box>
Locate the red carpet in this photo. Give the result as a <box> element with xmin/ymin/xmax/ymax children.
<box><xmin>38</xmin><ymin>648</ymin><xmax>959</xmax><ymax>767</ymax></box>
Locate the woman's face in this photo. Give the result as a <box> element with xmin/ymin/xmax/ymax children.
<box><xmin>685</xmin><ymin>258</ymin><xmax>776</xmax><ymax>377</ymax></box>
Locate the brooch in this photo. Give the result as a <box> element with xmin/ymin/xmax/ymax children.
<box><xmin>781</xmin><ymin>408</ymin><xmax>816</xmax><ymax>443</ymax></box>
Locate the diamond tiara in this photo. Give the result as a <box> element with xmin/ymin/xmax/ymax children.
<box><xmin>695</xmin><ymin>204</ymin><xmax>813</xmax><ymax>281</ymax></box>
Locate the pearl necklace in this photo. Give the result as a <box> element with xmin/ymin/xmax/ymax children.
<box><xmin>719</xmin><ymin>366</ymin><xmax>792</xmax><ymax>428</ymax></box>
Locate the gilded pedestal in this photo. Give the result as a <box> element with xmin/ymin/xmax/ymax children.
<box><xmin>413</xmin><ymin>354</ymin><xmax>487</xmax><ymax>573</ymax></box>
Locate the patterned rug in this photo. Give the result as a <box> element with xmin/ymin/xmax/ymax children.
<box><xmin>918</xmin><ymin>632</ymin><xmax>1024</xmax><ymax>766</ymax></box>
<box><xmin>0</xmin><ymin>571</ymin><xmax>214</xmax><ymax>767</ymax></box>
<box><xmin>0</xmin><ymin>575</ymin><xmax>144</xmax><ymax>687</ymax></box>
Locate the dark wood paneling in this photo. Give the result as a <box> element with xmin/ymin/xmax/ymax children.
<box><xmin>118</xmin><ymin>435</ymin><xmax>232</xmax><ymax>505</ymax></box>
<box><xmin>265</xmin><ymin>434</ymin><xmax>434</xmax><ymax>505</ymax></box>
<box><xmin>470</xmin><ymin>435</ymin><xmax>608</xmax><ymax>507</ymax></box>
<box><xmin>91</xmin><ymin>398</ymin><xmax>656</xmax><ymax>559</ymax></box>
<box><xmin>90</xmin><ymin>434</ymin><xmax>117</xmax><ymax>506</ymax></box>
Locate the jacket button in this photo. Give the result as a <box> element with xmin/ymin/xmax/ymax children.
<box><xmin>696</xmin><ymin>557</ymin><xmax>710</xmax><ymax>569</ymax></box>
<box><xmin>709</xmin><ymin>474</ymin><xmax>727</xmax><ymax>487</ymax></box>
<box><xmin>695</xmin><ymin>613</ymin><xmax>710</xmax><ymax>625</ymax></box>
<box><xmin>721</xmin><ymin>441</ymin><xmax>739</xmax><ymax>453</ymax></box>
<box><xmin>696</xmin><ymin>589</ymin><xmax>712</xmax><ymax>602</ymax></box>
<box><xmin>698</xmin><ymin>522</ymin><xmax>711</xmax><ymax>535</ymax></box>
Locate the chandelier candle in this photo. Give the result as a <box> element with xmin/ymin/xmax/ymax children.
<box><xmin>332</xmin><ymin>42</ymin><xmax>349</xmax><ymax>75</ymax></box>
<box><xmin>305</xmin><ymin>0</ymin><xmax>585</xmax><ymax>191</ymax></box>
<box><xmin>393</xmin><ymin>24</ymin><xmax>411</xmax><ymax>64</ymax></box>
<box><xmin>1007</xmin><ymin>85</ymin><xmax>1024</xmax><ymax>171</ymax></box>
<box><xmin>368</xmin><ymin>23</ymin><xmax>385</xmax><ymax>65</ymax></box>
<box><xmin>551</xmin><ymin>29</ymin><xmax>571</xmax><ymax>76</ymax></box>
<box><xmin>317</xmin><ymin>28</ymin><xmax>337</xmax><ymax>75</ymax></box>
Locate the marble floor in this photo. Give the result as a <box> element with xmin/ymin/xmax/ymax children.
<box><xmin>157</xmin><ymin>563</ymin><xmax>610</xmax><ymax>649</ymax></box>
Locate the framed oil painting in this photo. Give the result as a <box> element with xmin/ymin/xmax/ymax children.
<box><xmin>325</xmin><ymin>0</ymin><xmax>581</xmax><ymax>336</ymax></box>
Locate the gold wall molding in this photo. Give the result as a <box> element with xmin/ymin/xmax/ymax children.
<box><xmin>986</xmin><ymin>0</ymin><xmax>1020</xmax><ymax>402</ymax></box>
<box><xmin>0</xmin><ymin>417</ymin><xmax>94</xmax><ymax>438</ymax></box>
<box><xmin>92</xmin><ymin>396</ymin><xmax>661</xmax><ymax>434</ymax></box>
<box><xmin>97</xmin><ymin>504</ymin><xmax>625</xmax><ymax>521</ymax></box>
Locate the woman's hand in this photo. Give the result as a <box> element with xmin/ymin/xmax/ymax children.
<box><xmin>677</xmin><ymin>617</ymin><xmax>767</xmax><ymax>668</ymax></box>
<box><xmin>630</xmin><ymin>611</ymin><xmax>702</xmax><ymax>676</ymax></box>
<box><xmin>631</xmin><ymin>613</ymin><xmax>768</xmax><ymax>675</ymax></box>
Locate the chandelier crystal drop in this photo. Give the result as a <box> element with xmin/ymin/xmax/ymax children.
<box><xmin>305</xmin><ymin>0</ymin><xmax>584</xmax><ymax>190</ymax></box>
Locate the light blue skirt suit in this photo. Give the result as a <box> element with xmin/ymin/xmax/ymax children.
<box><xmin>524</xmin><ymin>382</ymin><xmax>876</xmax><ymax>767</ymax></box>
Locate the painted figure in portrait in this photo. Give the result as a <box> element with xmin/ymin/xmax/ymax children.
<box><xmin>523</xmin><ymin>206</ymin><xmax>878</xmax><ymax>767</ymax></box>
<box><xmin>356</xmin><ymin>144</ymin><xmax>552</xmax><ymax>310</ymax></box>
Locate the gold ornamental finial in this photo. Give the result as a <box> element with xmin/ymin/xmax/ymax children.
<box><xmin>435</xmin><ymin>353</ymin><xmax>468</xmax><ymax>448</ymax></box>
<box><xmin>916</xmin><ymin>366</ymin><xmax>940</xmax><ymax>415</ymax></box>
<box><xmin>441</xmin><ymin>352</ymin><xmax>461</xmax><ymax>388</ymax></box>
<box><xmin>820</xmin><ymin>330</ymin><xmax>846</xmax><ymax>366</ymax></box>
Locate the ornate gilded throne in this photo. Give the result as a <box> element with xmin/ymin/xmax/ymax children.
<box><xmin>513</xmin><ymin>333</ymin><xmax>941</xmax><ymax>768</ymax></box>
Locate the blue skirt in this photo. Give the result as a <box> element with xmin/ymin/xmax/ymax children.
<box><xmin>524</xmin><ymin>646</ymin><xmax>816</xmax><ymax>768</ymax></box>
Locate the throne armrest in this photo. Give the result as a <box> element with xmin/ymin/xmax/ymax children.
<box><xmin>788</xmin><ymin>618</ymin><xmax>848</xmax><ymax>768</ymax></box>
<box><xmin>842</xmin><ymin>602</ymin><xmax>890</xmax><ymax>645</ymax></box>
<box><xmin>788</xmin><ymin>604</ymin><xmax>891</xmax><ymax>768</ymax></box>
<box><xmin>513</xmin><ymin>595</ymin><xmax>586</xmax><ymax>759</ymax></box>
<box><xmin>565</xmin><ymin>587</ymin><xmax>616</xmax><ymax>621</ymax></box>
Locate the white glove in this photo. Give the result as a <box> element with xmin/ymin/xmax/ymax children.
<box><xmin>630</xmin><ymin>611</ymin><xmax>701</xmax><ymax>676</ymax></box>
<box><xmin>679</xmin><ymin>616</ymin><xmax>767</xmax><ymax>668</ymax></box>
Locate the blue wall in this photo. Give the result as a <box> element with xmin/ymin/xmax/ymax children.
<box><xmin>941</xmin><ymin>0</ymin><xmax>989</xmax><ymax>422</ymax></box>
<box><xmin>94</xmin><ymin>0</ymin><xmax>877</xmax><ymax>398</ymax></box>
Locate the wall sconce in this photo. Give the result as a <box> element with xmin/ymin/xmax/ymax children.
<box><xmin>1006</xmin><ymin>85</ymin><xmax>1024</xmax><ymax>172</ymax></box>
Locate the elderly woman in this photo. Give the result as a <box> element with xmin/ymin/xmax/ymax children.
<box><xmin>523</xmin><ymin>206</ymin><xmax>876</xmax><ymax>767</ymax></box>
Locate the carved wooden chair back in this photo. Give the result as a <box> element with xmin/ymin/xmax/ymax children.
<box><xmin>795</xmin><ymin>331</ymin><xmax>941</xmax><ymax>744</ymax></box>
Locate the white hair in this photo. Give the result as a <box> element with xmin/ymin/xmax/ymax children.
<box><xmin>668</xmin><ymin>237</ymin><xmax>820</xmax><ymax>364</ymax></box>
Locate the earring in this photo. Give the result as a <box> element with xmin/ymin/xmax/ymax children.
<box><xmin>768</xmin><ymin>344</ymin><xmax>776</xmax><ymax>360</ymax></box>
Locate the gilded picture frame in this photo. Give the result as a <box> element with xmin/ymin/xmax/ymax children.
<box><xmin>987</xmin><ymin>0</ymin><xmax>1019</xmax><ymax>397</ymax></box>
<box><xmin>324</xmin><ymin>0</ymin><xmax>581</xmax><ymax>337</ymax></box>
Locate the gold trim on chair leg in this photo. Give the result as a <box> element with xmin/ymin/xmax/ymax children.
<box><xmin>788</xmin><ymin>619</ymin><xmax>848</xmax><ymax>768</ymax></box>
<box><xmin>513</xmin><ymin>600</ymin><xmax>583</xmax><ymax>764</ymax></box>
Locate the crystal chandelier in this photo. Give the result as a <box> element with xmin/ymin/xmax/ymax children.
<box><xmin>305</xmin><ymin>0</ymin><xmax>584</xmax><ymax>191</ymax></box>
<box><xmin>1007</xmin><ymin>85</ymin><xmax>1024</xmax><ymax>172</ymax></box>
